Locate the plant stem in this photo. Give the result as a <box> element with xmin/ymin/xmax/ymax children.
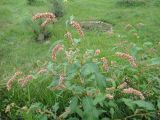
<box><xmin>27</xmin><ymin>86</ymin><xmax>31</xmax><ymax>103</ymax></box>
<box><xmin>124</xmin><ymin>112</ymin><xmax>157</xmax><ymax>120</ymax></box>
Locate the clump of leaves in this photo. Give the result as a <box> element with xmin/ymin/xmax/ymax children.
<box><xmin>50</xmin><ymin>0</ymin><xmax>64</xmax><ymax>18</ymax></box>
<box><xmin>32</xmin><ymin>19</ymin><xmax>52</xmax><ymax>42</ymax></box>
<box><xmin>117</xmin><ymin>0</ymin><xmax>146</xmax><ymax>6</ymax></box>
<box><xmin>27</xmin><ymin>0</ymin><xmax>36</xmax><ymax>5</ymax></box>
<box><xmin>24</xmin><ymin>15</ymin><xmax>54</xmax><ymax>42</ymax></box>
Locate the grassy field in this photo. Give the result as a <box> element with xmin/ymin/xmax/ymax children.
<box><xmin>1</xmin><ymin>0</ymin><xmax>160</xmax><ymax>81</ymax></box>
<box><xmin>0</xmin><ymin>0</ymin><xmax>160</xmax><ymax>119</ymax></box>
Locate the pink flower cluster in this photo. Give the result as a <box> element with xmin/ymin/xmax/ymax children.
<box><xmin>18</xmin><ymin>75</ymin><xmax>33</xmax><ymax>87</ymax></box>
<box><xmin>32</xmin><ymin>12</ymin><xmax>56</xmax><ymax>27</ymax></box>
<box><xmin>70</xmin><ymin>20</ymin><xmax>84</xmax><ymax>37</ymax></box>
<box><xmin>116</xmin><ymin>52</ymin><xmax>137</xmax><ymax>67</ymax></box>
<box><xmin>52</xmin><ymin>44</ymin><xmax>64</xmax><ymax>61</ymax></box>
<box><xmin>6</xmin><ymin>72</ymin><xmax>22</xmax><ymax>91</ymax></box>
<box><xmin>117</xmin><ymin>82</ymin><xmax>127</xmax><ymax>89</ymax></box>
<box><xmin>64</xmin><ymin>31</ymin><xmax>73</xmax><ymax>42</ymax></box>
<box><xmin>95</xmin><ymin>49</ymin><xmax>100</xmax><ymax>55</ymax></box>
<box><xmin>101</xmin><ymin>57</ymin><xmax>109</xmax><ymax>71</ymax></box>
<box><xmin>122</xmin><ymin>87</ymin><xmax>145</xmax><ymax>100</ymax></box>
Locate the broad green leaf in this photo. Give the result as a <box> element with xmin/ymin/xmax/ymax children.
<box><xmin>157</xmin><ymin>100</ymin><xmax>160</xmax><ymax>109</ymax></box>
<box><xmin>149</xmin><ymin>57</ymin><xmax>160</xmax><ymax>65</ymax></box>
<box><xmin>133</xmin><ymin>100</ymin><xmax>155</xmax><ymax>111</ymax></box>
<box><xmin>69</xmin><ymin>85</ymin><xmax>84</xmax><ymax>94</ymax></box>
<box><xmin>143</xmin><ymin>42</ymin><xmax>153</xmax><ymax>48</ymax></box>
<box><xmin>47</xmin><ymin>62</ymin><xmax>54</xmax><ymax>71</ymax></box>
<box><xmin>111</xmin><ymin>46</ymin><xmax>118</xmax><ymax>52</ymax></box>
<box><xmin>81</xmin><ymin>62</ymin><xmax>98</xmax><ymax>78</ymax></box>
<box><xmin>110</xmin><ymin>108</ymin><xmax>114</xmax><ymax>119</ymax></box>
<box><xmin>121</xmin><ymin>98</ymin><xmax>135</xmax><ymax>111</ymax></box>
<box><xmin>59</xmin><ymin>107</ymin><xmax>71</xmax><ymax>119</ymax></box>
<box><xmin>70</xmin><ymin>15</ymin><xmax>74</xmax><ymax>21</ymax></box>
<box><xmin>70</xmin><ymin>97</ymin><xmax>78</xmax><ymax>112</ymax></box>
<box><xmin>29</xmin><ymin>103</ymin><xmax>43</xmax><ymax>112</ymax></box>
<box><xmin>65</xmin><ymin>20</ymin><xmax>69</xmax><ymax>27</ymax></box>
<box><xmin>48</xmin><ymin>76</ymin><xmax>59</xmax><ymax>88</ymax></box>
<box><xmin>38</xmin><ymin>115</ymin><xmax>48</xmax><ymax>120</ymax></box>
<box><xmin>72</xmin><ymin>39</ymin><xmax>81</xmax><ymax>46</ymax></box>
<box><xmin>52</xmin><ymin>103</ymin><xmax>59</xmax><ymax>112</ymax></box>
<box><xmin>93</xmin><ymin>93</ymin><xmax>106</xmax><ymax>105</ymax></box>
<box><xmin>130</xmin><ymin>45</ymin><xmax>143</xmax><ymax>57</ymax></box>
<box><xmin>82</xmin><ymin>97</ymin><xmax>100</xmax><ymax>120</ymax></box>
<box><xmin>66</xmin><ymin>61</ymin><xmax>81</xmax><ymax>80</ymax></box>
<box><xmin>75</xmin><ymin>107</ymin><xmax>83</xmax><ymax>118</ymax></box>
<box><xmin>95</xmin><ymin>73</ymin><xmax>107</xmax><ymax>90</ymax></box>
<box><xmin>108</xmin><ymin>101</ymin><xmax>117</xmax><ymax>108</ymax></box>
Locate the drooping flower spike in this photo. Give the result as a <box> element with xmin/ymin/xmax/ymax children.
<box><xmin>33</xmin><ymin>12</ymin><xmax>56</xmax><ymax>27</ymax></box>
<box><xmin>6</xmin><ymin>71</ymin><xmax>22</xmax><ymax>91</ymax></box>
<box><xmin>70</xmin><ymin>20</ymin><xmax>84</xmax><ymax>37</ymax></box>
<box><xmin>52</xmin><ymin>44</ymin><xmax>64</xmax><ymax>61</ymax></box>
<box><xmin>116</xmin><ymin>52</ymin><xmax>137</xmax><ymax>67</ymax></box>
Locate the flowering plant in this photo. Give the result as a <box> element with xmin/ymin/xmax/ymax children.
<box><xmin>3</xmin><ymin>17</ymin><xmax>160</xmax><ymax>120</ymax></box>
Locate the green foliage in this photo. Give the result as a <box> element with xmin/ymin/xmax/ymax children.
<box><xmin>82</xmin><ymin>97</ymin><xmax>100</xmax><ymax>120</ymax></box>
<box><xmin>50</xmin><ymin>0</ymin><xmax>64</xmax><ymax>18</ymax></box>
<box><xmin>117</xmin><ymin>0</ymin><xmax>146</xmax><ymax>6</ymax></box>
<box><xmin>27</xmin><ymin>0</ymin><xmax>36</xmax><ymax>5</ymax></box>
<box><xmin>24</xmin><ymin>18</ymin><xmax>52</xmax><ymax>42</ymax></box>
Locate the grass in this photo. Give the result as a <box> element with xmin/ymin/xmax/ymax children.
<box><xmin>0</xmin><ymin>0</ymin><xmax>160</xmax><ymax>119</ymax></box>
<box><xmin>0</xmin><ymin>0</ymin><xmax>160</xmax><ymax>81</ymax></box>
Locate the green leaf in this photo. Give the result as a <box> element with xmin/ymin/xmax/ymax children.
<box><xmin>48</xmin><ymin>76</ymin><xmax>59</xmax><ymax>88</ymax></box>
<box><xmin>143</xmin><ymin>42</ymin><xmax>153</xmax><ymax>48</ymax></box>
<box><xmin>110</xmin><ymin>108</ymin><xmax>114</xmax><ymax>119</ymax></box>
<box><xmin>133</xmin><ymin>100</ymin><xmax>155</xmax><ymax>111</ymax></box>
<box><xmin>70</xmin><ymin>97</ymin><xmax>78</xmax><ymax>112</ymax></box>
<box><xmin>72</xmin><ymin>39</ymin><xmax>81</xmax><ymax>46</ymax></box>
<box><xmin>52</xmin><ymin>103</ymin><xmax>59</xmax><ymax>112</ymax></box>
<box><xmin>95</xmin><ymin>73</ymin><xmax>107</xmax><ymax>90</ymax></box>
<box><xmin>130</xmin><ymin>45</ymin><xmax>143</xmax><ymax>57</ymax></box>
<box><xmin>157</xmin><ymin>100</ymin><xmax>160</xmax><ymax>109</ymax></box>
<box><xmin>66</xmin><ymin>61</ymin><xmax>81</xmax><ymax>80</ymax></box>
<box><xmin>93</xmin><ymin>93</ymin><xmax>106</xmax><ymax>105</ymax></box>
<box><xmin>82</xmin><ymin>97</ymin><xmax>100</xmax><ymax>120</ymax></box>
<box><xmin>81</xmin><ymin>62</ymin><xmax>99</xmax><ymax>78</ymax></box>
<box><xmin>38</xmin><ymin>115</ymin><xmax>48</xmax><ymax>120</ymax></box>
<box><xmin>121</xmin><ymin>98</ymin><xmax>135</xmax><ymax>111</ymax></box>
<box><xmin>47</xmin><ymin>62</ymin><xmax>53</xmax><ymax>70</ymax></box>
<box><xmin>65</xmin><ymin>20</ymin><xmax>69</xmax><ymax>27</ymax></box>
<box><xmin>149</xmin><ymin>57</ymin><xmax>160</xmax><ymax>65</ymax></box>
<box><xmin>75</xmin><ymin>107</ymin><xmax>83</xmax><ymax>118</ymax></box>
<box><xmin>59</xmin><ymin>107</ymin><xmax>71</xmax><ymax>119</ymax></box>
<box><xmin>69</xmin><ymin>85</ymin><xmax>84</xmax><ymax>94</ymax></box>
<box><xmin>29</xmin><ymin>102</ymin><xmax>43</xmax><ymax>112</ymax></box>
<box><xmin>70</xmin><ymin>15</ymin><xmax>74</xmax><ymax>21</ymax></box>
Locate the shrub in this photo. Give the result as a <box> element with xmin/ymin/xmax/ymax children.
<box><xmin>25</xmin><ymin>12</ymin><xmax>57</xmax><ymax>42</ymax></box>
<box><xmin>50</xmin><ymin>0</ymin><xmax>64</xmax><ymax>18</ymax></box>
<box><xmin>117</xmin><ymin>0</ymin><xmax>146</xmax><ymax>6</ymax></box>
<box><xmin>27</xmin><ymin>0</ymin><xmax>36</xmax><ymax>5</ymax></box>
